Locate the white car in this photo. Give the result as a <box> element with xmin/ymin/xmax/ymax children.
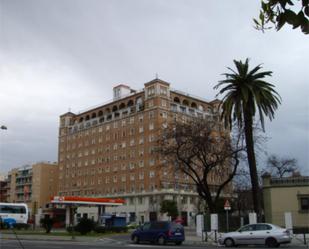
<box><xmin>218</xmin><ymin>223</ymin><xmax>291</xmax><ymax>247</ymax></box>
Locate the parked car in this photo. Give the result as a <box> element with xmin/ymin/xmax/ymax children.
<box><xmin>131</xmin><ymin>221</ymin><xmax>185</xmax><ymax>245</ymax></box>
<box><xmin>218</xmin><ymin>223</ymin><xmax>291</xmax><ymax>247</ymax></box>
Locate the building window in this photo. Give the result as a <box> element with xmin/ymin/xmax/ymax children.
<box><xmin>149</xmin><ymin>158</ymin><xmax>155</xmax><ymax>166</ymax></box>
<box><xmin>161</xmin><ymin>99</ymin><xmax>167</xmax><ymax>107</ymax></box>
<box><xmin>149</xmin><ymin>123</ymin><xmax>154</xmax><ymax>130</ymax></box>
<box><xmin>139</xmin><ymin>160</ymin><xmax>144</xmax><ymax>167</ymax></box>
<box><xmin>160</xmin><ymin>86</ymin><xmax>167</xmax><ymax>95</ymax></box>
<box><xmin>130</xmin><ymin>174</ymin><xmax>135</xmax><ymax>181</ymax></box>
<box><xmin>149</xmin><ymin>134</ymin><xmax>155</xmax><ymax>142</ymax></box>
<box><xmin>130</xmin><ymin>139</ymin><xmax>135</xmax><ymax>146</ymax></box>
<box><xmin>148</xmin><ymin>99</ymin><xmax>154</xmax><ymax>107</ymax></box>
<box><xmin>139</xmin><ymin>137</ymin><xmax>144</xmax><ymax>145</ymax></box>
<box><xmin>149</xmin><ymin>171</ymin><xmax>155</xmax><ymax>178</ymax></box>
<box><xmin>300</xmin><ymin>197</ymin><xmax>309</xmax><ymax>211</ymax></box>
<box><xmin>139</xmin><ymin>149</ymin><xmax>144</xmax><ymax>157</ymax></box>
<box><xmin>139</xmin><ymin>172</ymin><xmax>144</xmax><ymax>180</ymax></box>
<box><xmin>147</xmin><ymin>86</ymin><xmax>155</xmax><ymax>96</ymax></box>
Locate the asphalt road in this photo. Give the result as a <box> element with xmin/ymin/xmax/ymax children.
<box><xmin>0</xmin><ymin>239</ymin><xmax>305</xmax><ymax>249</ymax></box>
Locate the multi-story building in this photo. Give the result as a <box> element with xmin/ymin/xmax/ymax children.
<box><xmin>0</xmin><ymin>173</ymin><xmax>7</xmax><ymax>202</ymax></box>
<box><xmin>4</xmin><ymin>162</ymin><xmax>59</xmax><ymax>215</ymax></box>
<box><xmin>58</xmin><ymin>79</ymin><xmax>226</xmax><ymax>225</ymax></box>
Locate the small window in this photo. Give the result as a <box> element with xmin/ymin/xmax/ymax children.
<box><xmin>300</xmin><ymin>197</ymin><xmax>309</xmax><ymax>211</ymax></box>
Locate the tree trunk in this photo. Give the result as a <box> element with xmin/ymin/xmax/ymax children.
<box><xmin>243</xmin><ymin>110</ymin><xmax>261</xmax><ymax>220</ymax></box>
<box><xmin>197</xmin><ymin>184</ymin><xmax>216</xmax><ymax>213</ymax></box>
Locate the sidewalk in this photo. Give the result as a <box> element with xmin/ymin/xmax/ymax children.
<box><xmin>0</xmin><ymin>231</ymin><xmax>100</xmax><ymax>242</ymax></box>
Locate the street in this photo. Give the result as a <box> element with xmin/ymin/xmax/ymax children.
<box><xmin>0</xmin><ymin>238</ymin><xmax>306</xmax><ymax>249</ymax></box>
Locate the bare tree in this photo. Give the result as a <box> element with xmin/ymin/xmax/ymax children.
<box><xmin>266</xmin><ymin>154</ymin><xmax>298</xmax><ymax>178</ymax></box>
<box><xmin>157</xmin><ymin>118</ymin><xmax>245</xmax><ymax>213</ymax></box>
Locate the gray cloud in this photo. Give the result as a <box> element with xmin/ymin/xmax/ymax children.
<box><xmin>0</xmin><ymin>0</ymin><xmax>308</xmax><ymax>174</ymax></box>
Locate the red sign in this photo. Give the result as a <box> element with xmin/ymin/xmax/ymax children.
<box><xmin>224</xmin><ymin>200</ymin><xmax>231</xmax><ymax>210</ymax></box>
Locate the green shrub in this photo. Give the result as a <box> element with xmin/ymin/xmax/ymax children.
<box><xmin>74</xmin><ymin>218</ymin><xmax>95</xmax><ymax>235</ymax></box>
<box><xmin>94</xmin><ymin>225</ymin><xmax>106</xmax><ymax>233</ymax></box>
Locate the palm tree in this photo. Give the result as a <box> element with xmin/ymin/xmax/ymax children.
<box><xmin>214</xmin><ymin>58</ymin><xmax>281</xmax><ymax>218</ymax></box>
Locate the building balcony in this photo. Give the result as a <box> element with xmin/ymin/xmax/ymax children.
<box><xmin>16</xmin><ymin>181</ymin><xmax>32</xmax><ymax>186</ymax></box>
<box><xmin>170</xmin><ymin>103</ymin><xmax>216</xmax><ymax>119</ymax></box>
<box><xmin>69</xmin><ymin>104</ymin><xmax>144</xmax><ymax>134</ymax></box>
<box><xmin>16</xmin><ymin>175</ymin><xmax>32</xmax><ymax>180</ymax></box>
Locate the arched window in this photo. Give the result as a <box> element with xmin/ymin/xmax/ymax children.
<box><xmin>127</xmin><ymin>100</ymin><xmax>134</xmax><ymax>107</ymax></box>
<box><xmin>91</xmin><ymin>113</ymin><xmax>97</xmax><ymax>119</ymax></box>
<box><xmin>182</xmin><ymin>99</ymin><xmax>189</xmax><ymax>106</ymax></box>
<box><xmin>112</xmin><ymin>105</ymin><xmax>118</xmax><ymax>112</ymax></box>
<box><xmin>105</xmin><ymin>108</ymin><xmax>111</xmax><ymax>113</ymax></box>
<box><xmin>198</xmin><ymin>105</ymin><xmax>204</xmax><ymax>111</ymax></box>
<box><xmin>191</xmin><ymin>102</ymin><xmax>197</xmax><ymax>108</ymax></box>
<box><xmin>174</xmin><ymin>97</ymin><xmax>180</xmax><ymax>103</ymax></box>
<box><xmin>98</xmin><ymin>110</ymin><xmax>103</xmax><ymax>116</ymax></box>
<box><xmin>79</xmin><ymin>117</ymin><xmax>84</xmax><ymax>123</ymax></box>
<box><xmin>119</xmin><ymin>103</ymin><xmax>126</xmax><ymax>109</ymax></box>
<box><xmin>85</xmin><ymin>115</ymin><xmax>90</xmax><ymax>121</ymax></box>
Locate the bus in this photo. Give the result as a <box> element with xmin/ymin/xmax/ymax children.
<box><xmin>0</xmin><ymin>203</ymin><xmax>29</xmax><ymax>225</ymax></box>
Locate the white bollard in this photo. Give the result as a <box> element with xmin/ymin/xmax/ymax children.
<box><xmin>196</xmin><ymin>214</ymin><xmax>204</xmax><ymax>237</ymax></box>
<box><xmin>249</xmin><ymin>212</ymin><xmax>257</xmax><ymax>224</ymax></box>
<box><xmin>284</xmin><ymin>212</ymin><xmax>293</xmax><ymax>234</ymax></box>
<box><xmin>211</xmin><ymin>213</ymin><xmax>218</xmax><ymax>231</ymax></box>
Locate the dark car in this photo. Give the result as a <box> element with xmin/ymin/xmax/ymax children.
<box><xmin>131</xmin><ymin>221</ymin><xmax>185</xmax><ymax>245</ymax></box>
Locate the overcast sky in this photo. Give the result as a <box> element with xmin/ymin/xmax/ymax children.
<box><xmin>0</xmin><ymin>0</ymin><xmax>308</xmax><ymax>175</ymax></box>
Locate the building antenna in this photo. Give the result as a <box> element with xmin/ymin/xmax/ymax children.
<box><xmin>155</xmin><ymin>73</ymin><xmax>159</xmax><ymax>79</ymax></box>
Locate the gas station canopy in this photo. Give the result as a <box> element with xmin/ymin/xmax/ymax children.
<box><xmin>51</xmin><ymin>196</ymin><xmax>125</xmax><ymax>206</ymax></box>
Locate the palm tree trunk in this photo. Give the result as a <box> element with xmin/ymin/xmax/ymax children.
<box><xmin>243</xmin><ymin>110</ymin><xmax>261</xmax><ymax>220</ymax></box>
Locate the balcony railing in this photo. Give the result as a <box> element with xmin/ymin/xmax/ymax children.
<box><xmin>270</xmin><ymin>176</ymin><xmax>309</xmax><ymax>186</ymax></box>
<box><xmin>170</xmin><ymin>103</ymin><xmax>216</xmax><ymax>119</ymax></box>
<box><xmin>68</xmin><ymin>104</ymin><xmax>144</xmax><ymax>134</ymax></box>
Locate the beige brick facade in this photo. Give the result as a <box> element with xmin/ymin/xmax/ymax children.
<box><xmin>263</xmin><ymin>174</ymin><xmax>309</xmax><ymax>228</ymax></box>
<box><xmin>4</xmin><ymin>162</ymin><xmax>58</xmax><ymax>215</ymax></box>
<box><xmin>58</xmin><ymin>79</ymin><xmax>229</xmax><ymax>224</ymax></box>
